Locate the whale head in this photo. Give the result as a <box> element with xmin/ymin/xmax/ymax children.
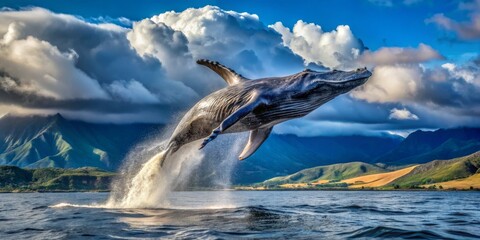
<box><xmin>299</xmin><ymin>68</ymin><xmax>372</xmax><ymax>98</ymax></box>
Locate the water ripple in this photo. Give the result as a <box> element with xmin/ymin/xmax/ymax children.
<box><xmin>343</xmin><ymin>226</ymin><xmax>452</xmax><ymax>239</ymax></box>
<box><xmin>1</xmin><ymin>191</ymin><xmax>479</xmax><ymax>239</ymax></box>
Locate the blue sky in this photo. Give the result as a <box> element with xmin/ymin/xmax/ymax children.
<box><xmin>0</xmin><ymin>0</ymin><xmax>479</xmax><ymax>137</ymax></box>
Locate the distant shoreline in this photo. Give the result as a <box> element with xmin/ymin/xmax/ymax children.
<box><xmin>1</xmin><ymin>188</ymin><xmax>479</xmax><ymax>193</ymax></box>
<box><xmin>0</xmin><ymin>189</ymin><xmax>111</xmax><ymax>193</ymax></box>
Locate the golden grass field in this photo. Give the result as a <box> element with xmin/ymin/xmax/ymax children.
<box><xmin>422</xmin><ymin>173</ymin><xmax>480</xmax><ymax>190</ymax></box>
<box><xmin>241</xmin><ymin>164</ymin><xmax>480</xmax><ymax>190</ymax></box>
<box><xmin>341</xmin><ymin>166</ymin><xmax>418</xmax><ymax>188</ymax></box>
<box><xmin>274</xmin><ymin>167</ymin><xmax>419</xmax><ymax>189</ymax></box>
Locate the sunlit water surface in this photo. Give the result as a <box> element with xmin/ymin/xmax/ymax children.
<box><xmin>0</xmin><ymin>191</ymin><xmax>479</xmax><ymax>239</ymax></box>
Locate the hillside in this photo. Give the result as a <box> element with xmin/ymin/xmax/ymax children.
<box><xmin>389</xmin><ymin>151</ymin><xmax>480</xmax><ymax>188</ymax></box>
<box><xmin>0</xmin><ymin>114</ymin><xmax>161</xmax><ymax>170</ymax></box>
<box><xmin>230</xmin><ymin>134</ymin><xmax>402</xmax><ymax>184</ymax></box>
<box><xmin>341</xmin><ymin>166</ymin><xmax>418</xmax><ymax>188</ymax></box>
<box><xmin>376</xmin><ymin>128</ymin><xmax>480</xmax><ymax>165</ymax></box>
<box><xmin>259</xmin><ymin>162</ymin><xmax>387</xmax><ymax>187</ymax></box>
<box><xmin>422</xmin><ymin>174</ymin><xmax>480</xmax><ymax>190</ymax></box>
<box><xmin>256</xmin><ymin>152</ymin><xmax>480</xmax><ymax>190</ymax></box>
<box><xmin>0</xmin><ymin>165</ymin><xmax>115</xmax><ymax>192</ymax></box>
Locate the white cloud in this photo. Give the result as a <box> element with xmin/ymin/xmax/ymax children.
<box><xmin>0</xmin><ymin>31</ymin><xmax>109</xmax><ymax>99</ymax></box>
<box><xmin>351</xmin><ymin>65</ymin><xmax>421</xmax><ymax>103</ymax></box>
<box><xmin>441</xmin><ymin>63</ymin><xmax>476</xmax><ymax>84</ymax></box>
<box><xmin>0</xmin><ymin>7</ymin><xmax>199</xmax><ymax>116</ymax></box>
<box><xmin>360</xmin><ymin>43</ymin><xmax>443</xmax><ymax>66</ymax></box>
<box><xmin>427</xmin><ymin>0</ymin><xmax>480</xmax><ymax>40</ymax></box>
<box><xmin>128</xmin><ymin>19</ymin><xmax>192</xmax><ymax>74</ymax></box>
<box><xmin>0</xmin><ymin>6</ymin><xmax>479</xmax><ymax>136</ymax></box>
<box><xmin>270</xmin><ymin>20</ymin><xmax>364</xmax><ymax>70</ymax></box>
<box><xmin>389</xmin><ymin>108</ymin><xmax>419</xmax><ymax>120</ymax></box>
<box><xmin>106</xmin><ymin>80</ymin><xmax>159</xmax><ymax>103</ymax></box>
<box><xmin>149</xmin><ymin>6</ymin><xmax>305</xmax><ymax>78</ymax></box>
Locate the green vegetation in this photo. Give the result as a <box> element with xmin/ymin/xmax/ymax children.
<box><xmin>0</xmin><ymin>166</ymin><xmax>115</xmax><ymax>192</ymax></box>
<box><xmin>250</xmin><ymin>152</ymin><xmax>480</xmax><ymax>191</ymax></box>
<box><xmin>259</xmin><ymin>162</ymin><xmax>387</xmax><ymax>187</ymax></box>
<box><xmin>389</xmin><ymin>152</ymin><xmax>480</xmax><ymax>188</ymax></box>
<box><xmin>0</xmin><ymin>113</ymin><xmax>161</xmax><ymax>170</ymax></box>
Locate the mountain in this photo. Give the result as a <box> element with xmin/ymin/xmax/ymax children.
<box><xmin>375</xmin><ymin>128</ymin><xmax>480</xmax><ymax>165</ymax></box>
<box><xmin>244</xmin><ymin>127</ymin><xmax>480</xmax><ymax>184</ymax></box>
<box><xmin>256</xmin><ymin>152</ymin><xmax>480</xmax><ymax>190</ymax></box>
<box><xmin>225</xmin><ymin>134</ymin><xmax>402</xmax><ymax>184</ymax></box>
<box><xmin>259</xmin><ymin>162</ymin><xmax>387</xmax><ymax>187</ymax></box>
<box><xmin>0</xmin><ymin>114</ymin><xmax>161</xmax><ymax>170</ymax></box>
<box><xmin>0</xmin><ymin>114</ymin><xmax>403</xmax><ymax>185</ymax></box>
<box><xmin>389</xmin><ymin>151</ymin><xmax>480</xmax><ymax>188</ymax></box>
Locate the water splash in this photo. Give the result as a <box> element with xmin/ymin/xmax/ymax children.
<box><xmin>105</xmin><ymin>141</ymin><xmax>204</xmax><ymax>208</ymax></box>
<box><xmin>101</xmin><ymin>126</ymin><xmax>246</xmax><ymax>209</ymax></box>
<box><xmin>50</xmin><ymin>112</ymin><xmax>247</xmax><ymax>210</ymax></box>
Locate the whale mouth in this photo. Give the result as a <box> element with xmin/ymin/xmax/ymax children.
<box><xmin>314</xmin><ymin>71</ymin><xmax>372</xmax><ymax>85</ymax></box>
<box><xmin>313</xmin><ymin>68</ymin><xmax>372</xmax><ymax>84</ymax></box>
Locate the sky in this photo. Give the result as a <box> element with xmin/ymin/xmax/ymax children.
<box><xmin>0</xmin><ymin>0</ymin><xmax>479</xmax><ymax>137</ymax></box>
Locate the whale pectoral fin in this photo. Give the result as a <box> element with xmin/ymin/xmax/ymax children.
<box><xmin>199</xmin><ymin>94</ymin><xmax>265</xmax><ymax>150</ymax></box>
<box><xmin>197</xmin><ymin>59</ymin><xmax>249</xmax><ymax>85</ymax></box>
<box><xmin>238</xmin><ymin>127</ymin><xmax>272</xmax><ymax>160</ymax></box>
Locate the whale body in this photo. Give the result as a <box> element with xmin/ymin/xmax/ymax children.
<box><xmin>156</xmin><ymin>59</ymin><xmax>372</xmax><ymax>166</ymax></box>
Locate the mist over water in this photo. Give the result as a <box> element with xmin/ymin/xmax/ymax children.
<box><xmin>104</xmin><ymin>122</ymin><xmax>247</xmax><ymax>209</ymax></box>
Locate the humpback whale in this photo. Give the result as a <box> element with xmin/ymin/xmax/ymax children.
<box><xmin>157</xmin><ymin>59</ymin><xmax>372</xmax><ymax>166</ymax></box>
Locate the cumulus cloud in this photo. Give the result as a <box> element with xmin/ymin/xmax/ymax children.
<box><xmin>389</xmin><ymin>108</ymin><xmax>419</xmax><ymax>120</ymax></box>
<box><xmin>351</xmin><ymin>58</ymin><xmax>480</xmax><ymax>120</ymax></box>
<box><xmin>351</xmin><ymin>65</ymin><xmax>422</xmax><ymax>103</ymax></box>
<box><xmin>106</xmin><ymin>80</ymin><xmax>158</xmax><ymax>103</ymax></box>
<box><xmin>441</xmin><ymin>63</ymin><xmax>477</xmax><ymax>84</ymax></box>
<box><xmin>0</xmin><ymin>7</ymin><xmax>201</xmax><ymax>100</ymax></box>
<box><xmin>0</xmin><ymin>7</ymin><xmax>203</xmax><ymax>121</ymax></box>
<box><xmin>0</xmin><ymin>5</ymin><xmax>359</xmax><ymax>120</ymax></box>
<box><xmin>150</xmin><ymin>6</ymin><xmax>305</xmax><ymax>78</ymax></box>
<box><xmin>427</xmin><ymin>0</ymin><xmax>480</xmax><ymax>40</ymax></box>
<box><xmin>0</xmin><ymin>34</ymin><xmax>108</xmax><ymax>100</ymax></box>
<box><xmin>360</xmin><ymin>43</ymin><xmax>444</xmax><ymax>66</ymax></box>
<box><xmin>0</xmin><ymin>6</ymin><xmax>316</xmax><ymax>122</ymax></box>
<box><xmin>353</xmin><ymin>60</ymin><xmax>480</xmax><ymax>106</ymax></box>
<box><xmin>270</xmin><ymin>21</ymin><xmax>365</xmax><ymax>70</ymax></box>
<box><xmin>0</xmin><ymin>5</ymin><xmax>479</xmax><ymax>137</ymax></box>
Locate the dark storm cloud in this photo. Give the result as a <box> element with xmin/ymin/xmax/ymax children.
<box><xmin>0</xmin><ymin>85</ymin><xmax>183</xmax><ymax>115</ymax></box>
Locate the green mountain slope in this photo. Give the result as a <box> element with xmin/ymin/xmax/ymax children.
<box><xmin>0</xmin><ymin>165</ymin><xmax>115</xmax><ymax>191</ymax></box>
<box><xmin>259</xmin><ymin>162</ymin><xmax>387</xmax><ymax>186</ymax></box>
<box><xmin>389</xmin><ymin>151</ymin><xmax>480</xmax><ymax>188</ymax></box>
<box><xmin>230</xmin><ymin>134</ymin><xmax>402</xmax><ymax>184</ymax></box>
<box><xmin>0</xmin><ymin>114</ymin><xmax>161</xmax><ymax>170</ymax></box>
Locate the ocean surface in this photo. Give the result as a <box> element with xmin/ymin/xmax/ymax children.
<box><xmin>0</xmin><ymin>191</ymin><xmax>479</xmax><ymax>239</ymax></box>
